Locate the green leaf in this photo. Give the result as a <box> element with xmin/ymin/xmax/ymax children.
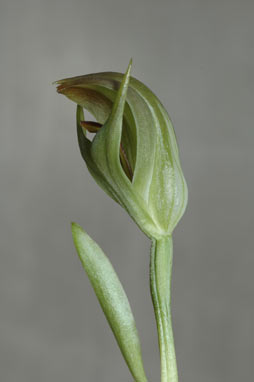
<box><xmin>71</xmin><ymin>223</ymin><xmax>147</xmax><ymax>382</ymax></box>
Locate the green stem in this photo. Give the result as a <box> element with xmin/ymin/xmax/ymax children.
<box><xmin>150</xmin><ymin>236</ymin><xmax>178</xmax><ymax>382</ymax></box>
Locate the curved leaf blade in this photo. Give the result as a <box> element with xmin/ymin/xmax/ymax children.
<box><xmin>71</xmin><ymin>223</ymin><xmax>147</xmax><ymax>382</ymax></box>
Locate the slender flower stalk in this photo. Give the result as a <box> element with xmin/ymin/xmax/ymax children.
<box><xmin>150</xmin><ymin>237</ymin><xmax>177</xmax><ymax>382</ymax></box>
<box><xmin>55</xmin><ymin>60</ymin><xmax>188</xmax><ymax>382</ymax></box>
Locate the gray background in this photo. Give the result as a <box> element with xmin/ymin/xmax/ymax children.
<box><xmin>0</xmin><ymin>0</ymin><xmax>253</xmax><ymax>381</ymax></box>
